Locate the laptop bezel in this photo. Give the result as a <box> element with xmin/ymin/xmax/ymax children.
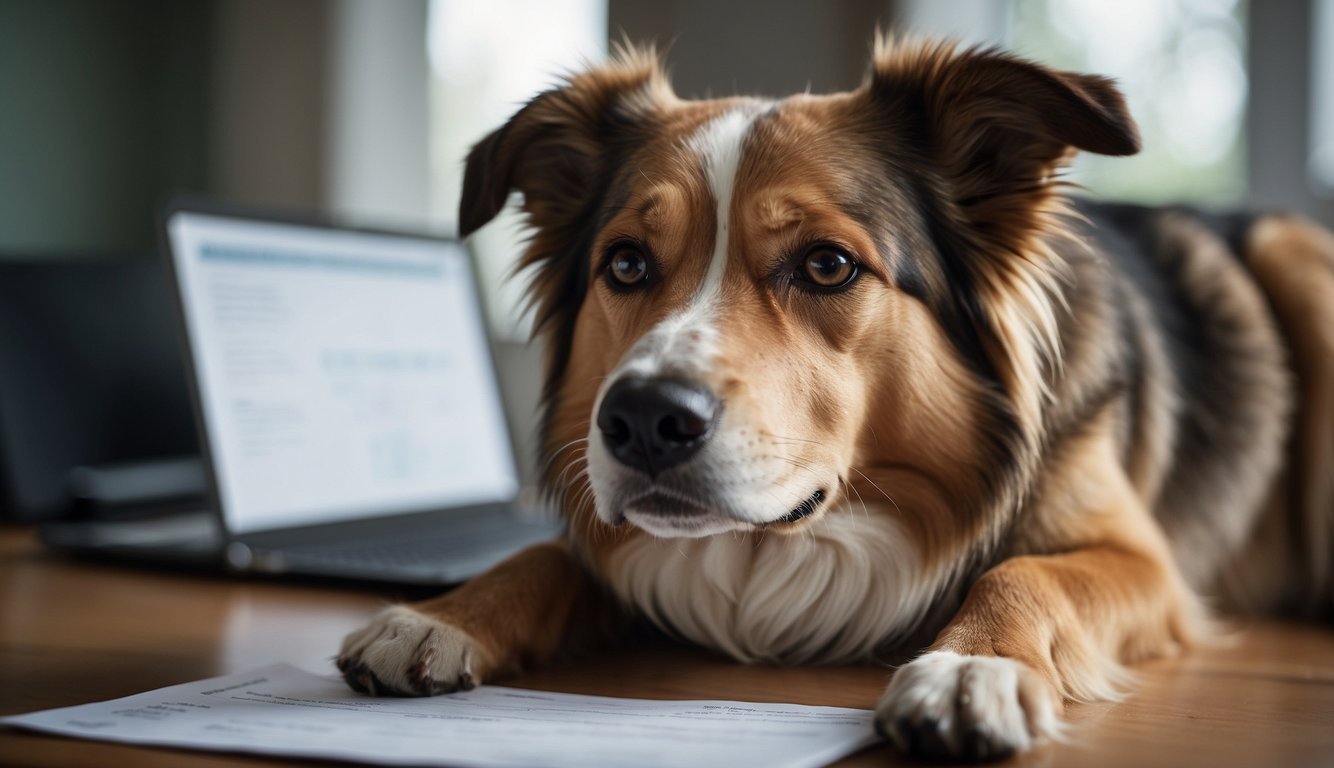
<box><xmin>156</xmin><ymin>195</ymin><xmax>529</xmax><ymax>556</ymax></box>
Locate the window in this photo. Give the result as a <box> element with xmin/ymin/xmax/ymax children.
<box><xmin>1009</xmin><ymin>0</ymin><xmax>1248</xmax><ymax>205</ymax></box>
<box><xmin>1311</xmin><ymin>0</ymin><xmax>1334</xmax><ymax>195</ymax></box>
<box><xmin>428</xmin><ymin>0</ymin><xmax>607</xmax><ymax>339</ymax></box>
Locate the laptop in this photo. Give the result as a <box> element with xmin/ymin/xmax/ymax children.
<box><xmin>0</xmin><ymin>257</ymin><xmax>200</xmax><ymax>523</ymax></box>
<box><xmin>40</xmin><ymin>200</ymin><xmax>559</xmax><ymax>584</ymax></box>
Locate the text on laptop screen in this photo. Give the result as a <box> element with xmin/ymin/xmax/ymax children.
<box><xmin>167</xmin><ymin>212</ymin><xmax>519</xmax><ymax>534</ymax></box>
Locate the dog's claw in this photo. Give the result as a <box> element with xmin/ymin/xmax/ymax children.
<box><xmin>876</xmin><ymin>652</ymin><xmax>1060</xmax><ymax>761</ymax></box>
<box><xmin>338</xmin><ymin>606</ymin><xmax>483</xmax><ymax>697</ymax></box>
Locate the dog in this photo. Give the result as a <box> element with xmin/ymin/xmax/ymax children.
<box><xmin>337</xmin><ymin>39</ymin><xmax>1334</xmax><ymax>760</ymax></box>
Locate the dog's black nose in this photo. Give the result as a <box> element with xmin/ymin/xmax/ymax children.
<box><xmin>596</xmin><ymin>377</ymin><xmax>720</xmax><ymax>477</ymax></box>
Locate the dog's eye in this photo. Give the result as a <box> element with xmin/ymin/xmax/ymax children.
<box><xmin>798</xmin><ymin>247</ymin><xmax>858</xmax><ymax>289</ymax></box>
<box><xmin>607</xmin><ymin>246</ymin><xmax>650</xmax><ymax>288</ymax></box>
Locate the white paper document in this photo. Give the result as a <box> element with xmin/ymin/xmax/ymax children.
<box><xmin>0</xmin><ymin>663</ymin><xmax>880</xmax><ymax>768</ymax></box>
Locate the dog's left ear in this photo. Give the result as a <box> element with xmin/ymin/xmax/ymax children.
<box><xmin>459</xmin><ymin>47</ymin><xmax>672</xmax><ymax>238</ymax></box>
<box><xmin>866</xmin><ymin>41</ymin><xmax>1139</xmax><ymax>227</ymax></box>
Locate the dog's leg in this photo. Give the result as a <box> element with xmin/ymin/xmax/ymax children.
<box><xmin>1238</xmin><ymin>214</ymin><xmax>1334</xmax><ymax>615</ymax></box>
<box><xmin>337</xmin><ymin>541</ymin><xmax>613</xmax><ymax>696</ymax></box>
<box><xmin>876</xmin><ymin>547</ymin><xmax>1190</xmax><ymax>759</ymax></box>
<box><xmin>876</xmin><ymin>424</ymin><xmax>1202</xmax><ymax>760</ymax></box>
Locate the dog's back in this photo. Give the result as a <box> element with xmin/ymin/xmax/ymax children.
<box><xmin>1082</xmin><ymin>201</ymin><xmax>1334</xmax><ymax>616</ymax></box>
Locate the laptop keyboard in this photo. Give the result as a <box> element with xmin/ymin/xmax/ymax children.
<box><xmin>286</xmin><ymin>528</ymin><xmax>512</xmax><ymax>568</ymax></box>
<box><xmin>270</xmin><ymin>516</ymin><xmax>558</xmax><ymax>581</ymax></box>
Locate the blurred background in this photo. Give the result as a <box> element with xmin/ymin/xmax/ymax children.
<box><xmin>1</xmin><ymin>0</ymin><xmax>1331</xmax><ymax>519</ymax></box>
<box><xmin>3</xmin><ymin>0</ymin><xmax>1332</xmax><ymax>334</ymax></box>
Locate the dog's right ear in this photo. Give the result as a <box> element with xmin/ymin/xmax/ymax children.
<box><xmin>459</xmin><ymin>47</ymin><xmax>673</xmax><ymax>237</ymax></box>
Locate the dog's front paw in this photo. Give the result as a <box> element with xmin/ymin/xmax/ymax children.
<box><xmin>875</xmin><ymin>651</ymin><xmax>1062</xmax><ymax>761</ymax></box>
<box><xmin>337</xmin><ymin>606</ymin><xmax>486</xmax><ymax>696</ymax></box>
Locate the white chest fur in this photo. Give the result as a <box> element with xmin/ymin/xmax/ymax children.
<box><xmin>603</xmin><ymin>510</ymin><xmax>943</xmax><ymax>663</ymax></box>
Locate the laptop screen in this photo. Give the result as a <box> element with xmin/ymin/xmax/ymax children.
<box><xmin>165</xmin><ymin>210</ymin><xmax>520</xmax><ymax>535</ymax></box>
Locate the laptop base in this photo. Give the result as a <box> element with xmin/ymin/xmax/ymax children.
<box><xmin>39</xmin><ymin>507</ymin><xmax>560</xmax><ymax>586</ymax></box>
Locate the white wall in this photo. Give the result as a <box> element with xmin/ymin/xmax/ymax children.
<box><xmin>609</xmin><ymin>0</ymin><xmax>889</xmax><ymax>98</ymax></box>
<box><xmin>327</xmin><ymin>0</ymin><xmax>432</xmax><ymax>228</ymax></box>
<box><xmin>210</xmin><ymin>0</ymin><xmax>433</xmax><ymax>228</ymax></box>
<box><xmin>1249</xmin><ymin>0</ymin><xmax>1334</xmax><ymax>225</ymax></box>
<box><xmin>211</xmin><ymin>0</ymin><xmax>331</xmax><ymax>211</ymax></box>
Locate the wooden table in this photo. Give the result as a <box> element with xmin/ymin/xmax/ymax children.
<box><xmin>1</xmin><ymin>525</ymin><xmax>1331</xmax><ymax>767</ymax></box>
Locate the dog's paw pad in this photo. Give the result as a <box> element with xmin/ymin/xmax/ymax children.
<box><xmin>337</xmin><ymin>606</ymin><xmax>482</xmax><ymax>696</ymax></box>
<box><xmin>875</xmin><ymin>651</ymin><xmax>1062</xmax><ymax>761</ymax></box>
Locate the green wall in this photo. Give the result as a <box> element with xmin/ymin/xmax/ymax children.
<box><xmin>0</xmin><ymin>0</ymin><xmax>212</xmax><ymax>256</ymax></box>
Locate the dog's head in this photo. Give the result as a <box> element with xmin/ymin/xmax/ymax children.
<box><xmin>461</xmin><ymin>41</ymin><xmax>1137</xmax><ymax>541</ymax></box>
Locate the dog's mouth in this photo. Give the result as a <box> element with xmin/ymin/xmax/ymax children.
<box><xmin>773</xmin><ymin>488</ymin><xmax>827</xmax><ymax>525</ymax></box>
<box><xmin>617</xmin><ymin>485</ymin><xmax>830</xmax><ymax>537</ymax></box>
<box><xmin>624</xmin><ymin>488</ymin><xmax>710</xmax><ymax>518</ymax></box>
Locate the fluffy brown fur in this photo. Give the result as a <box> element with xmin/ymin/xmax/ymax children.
<box><xmin>337</xmin><ymin>39</ymin><xmax>1334</xmax><ymax>761</ymax></box>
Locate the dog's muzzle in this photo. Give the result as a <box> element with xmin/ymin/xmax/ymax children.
<box><xmin>596</xmin><ymin>377</ymin><xmax>720</xmax><ymax>478</ymax></box>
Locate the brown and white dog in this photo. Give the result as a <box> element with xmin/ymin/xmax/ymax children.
<box><xmin>338</xmin><ymin>39</ymin><xmax>1334</xmax><ymax>760</ymax></box>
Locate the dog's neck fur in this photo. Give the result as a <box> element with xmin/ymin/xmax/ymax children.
<box><xmin>603</xmin><ymin>507</ymin><xmax>954</xmax><ymax>663</ymax></box>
